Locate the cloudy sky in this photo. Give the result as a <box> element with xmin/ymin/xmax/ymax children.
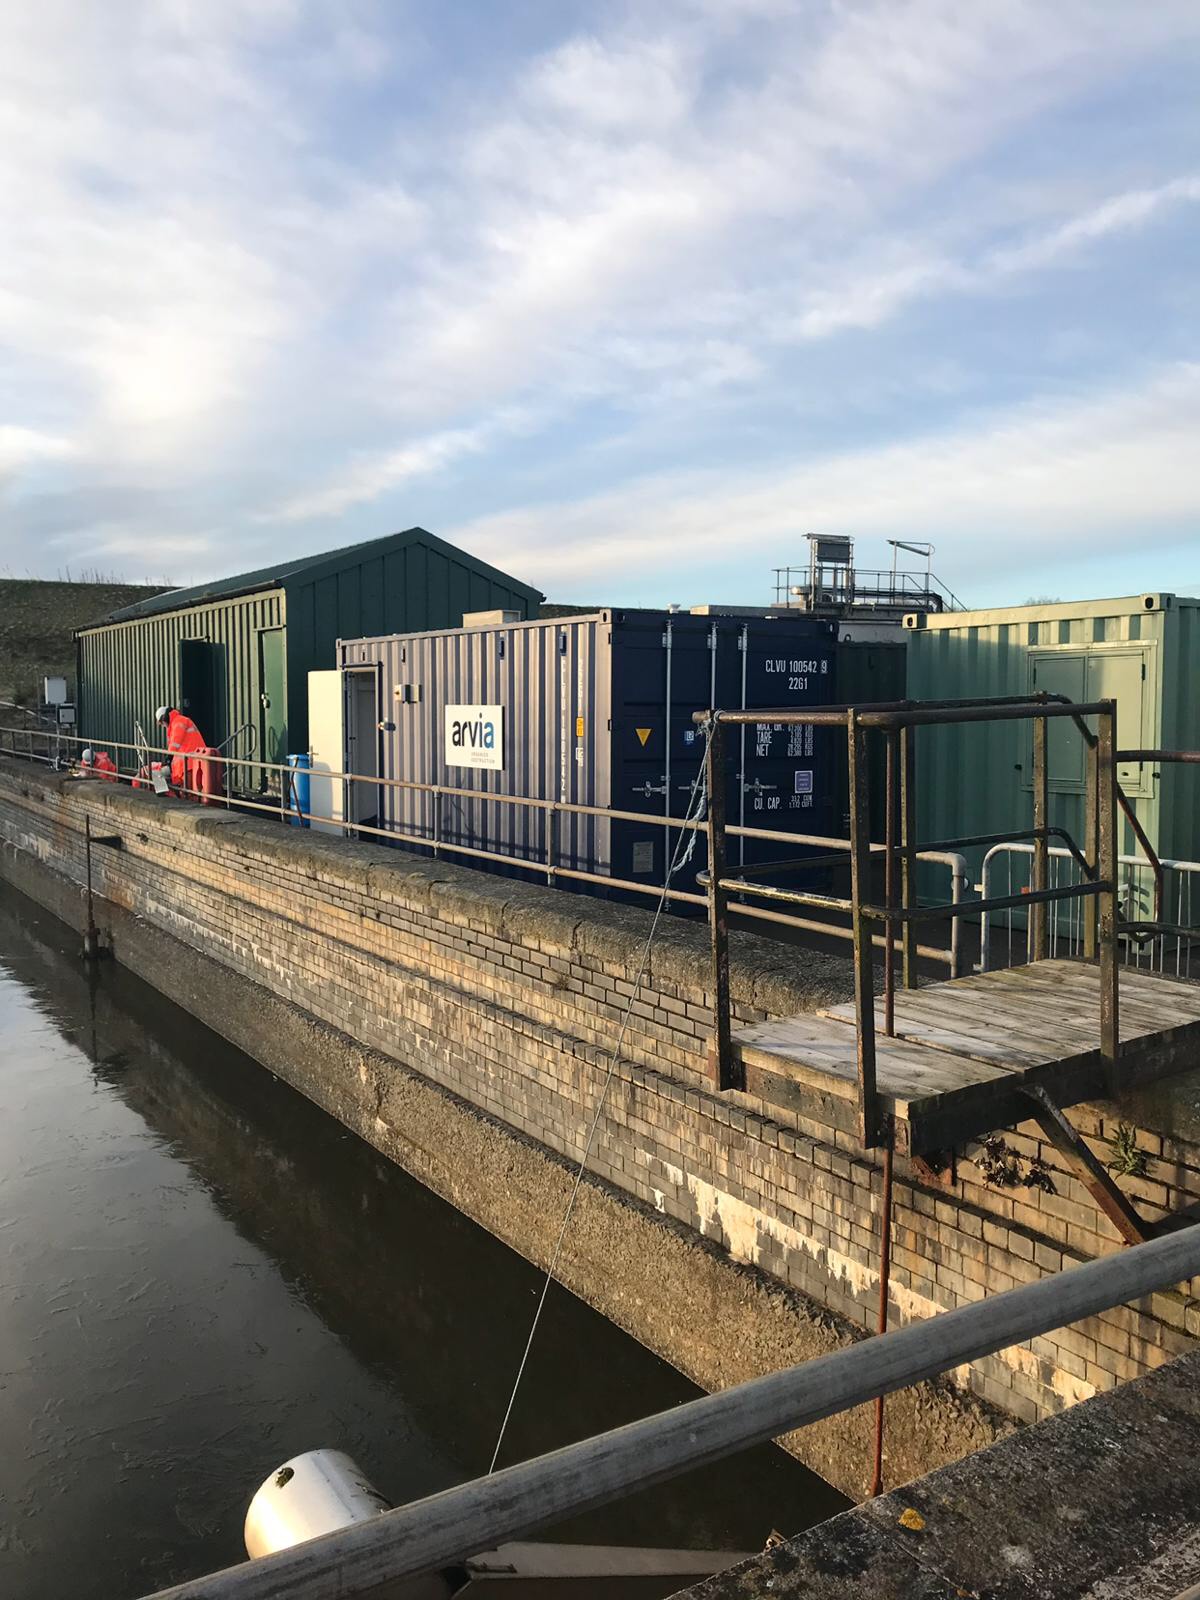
<box><xmin>1</xmin><ymin>1</ymin><xmax>1198</xmax><ymax>607</ymax></box>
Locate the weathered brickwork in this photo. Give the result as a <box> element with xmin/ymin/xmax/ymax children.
<box><xmin>1</xmin><ymin>757</ymin><xmax>1196</xmax><ymax>1455</ymax></box>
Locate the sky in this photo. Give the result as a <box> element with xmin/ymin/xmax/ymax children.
<box><xmin>0</xmin><ymin>0</ymin><xmax>1198</xmax><ymax>608</ymax></box>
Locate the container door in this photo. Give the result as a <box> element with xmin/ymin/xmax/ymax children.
<box><xmin>1028</xmin><ymin>652</ymin><xmax>1087</xmax><ymax>787</ymax></box>
<box><xmin>1087</xmin><ymin>649</ymin><xmax>1150</xmax><ymax>793</ymax></box>
<box><xmin>258</xmin><ymin>628</ymin><xmax>288</xmax><ymax>777</ymax></box>
<box><xmin>179</xmin><ymin>639</ymin><xmax>223</xmax><ymax>747</ymax></box>
<box><xmin>307</xmin><ymin>670</ymin><xmax>345</xmax><ymax>836</ymax></box>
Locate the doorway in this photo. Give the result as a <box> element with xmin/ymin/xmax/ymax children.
<box><xmin>179</xmin><ymin>640</ymin><xmax>224</xmax><ymax>748</ymax></box>
<box><xmin>345</xmin><ymin>669</ymin><xmax>381</xmax><ymax>830</ymax></box>
<box><xmin>257</xmin><ymin>629</ymin><xmax>287</xmax><ymax>782</ymax></box>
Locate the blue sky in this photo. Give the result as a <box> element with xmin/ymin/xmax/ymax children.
<box><xmin>1</xmin><ymin>1</ymin><xmax>1198</xmax><ymax>608</ymax></box>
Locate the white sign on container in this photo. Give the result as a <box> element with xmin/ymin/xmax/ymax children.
<box><xmin>444</xmin><ymin>704</ymin><xmax>504</xmax><ymax>770</ymax></box>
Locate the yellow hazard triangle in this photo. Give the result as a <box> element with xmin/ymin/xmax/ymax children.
<box><xmin>635</xmin><ymin>727</ymin><xmax>652</xmax><ymax>746</ymax></box>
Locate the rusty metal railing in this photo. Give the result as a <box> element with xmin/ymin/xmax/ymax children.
<box><xmin>695</xmin><ymin>696</ymin><xmax>1123</xmax><ymax>1150</ymax></box>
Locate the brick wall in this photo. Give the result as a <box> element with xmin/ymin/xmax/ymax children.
<box><xmin>1</xmin><ymin>756</ymin><xmax>1196</xmax><ymax>1451</ymax></box>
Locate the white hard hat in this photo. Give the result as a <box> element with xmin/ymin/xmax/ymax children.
<box><xmin>81</xmin><ymin>747</ymin><xmax>94</xmax><ymax>763</ymax></box>
<box><xmin>155</xmin><ymin>705</ymin><xmax>170</xmax><ymax>723</ymax></box>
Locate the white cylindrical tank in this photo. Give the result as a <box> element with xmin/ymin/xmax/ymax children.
<box><xmin>244</xmin><ymin>1449</ymin><xmax>390</xmax><ymax>1559</ymax></box>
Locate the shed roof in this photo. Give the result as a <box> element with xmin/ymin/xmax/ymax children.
<box><xmin>98</xmin><ymin>527</ymin><xmax>542</xmax><ymax>625</ymax></box>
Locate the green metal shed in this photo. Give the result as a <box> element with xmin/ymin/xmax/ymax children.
<box><xmin>76</xmin><ymin>527</ymin><xmax>542</xmax><ymax>774</ymax></box>
<box><xmin>904</xmin><ymin>592</ymin><xmax>1200</xmax><ymax>918</ymax></box>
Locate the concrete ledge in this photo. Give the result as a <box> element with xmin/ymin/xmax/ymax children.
<box><xmin>683</xmin><ymin>1344</ymin><xmax>1200</xmax><ymax>1598</ymax></box>
<box><xmin>4</xmin><ymin>758</ymin><xmax>853</xmax><ymax>1015</ymax></box>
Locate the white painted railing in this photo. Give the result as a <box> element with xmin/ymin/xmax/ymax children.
<box><xmin>979</xmin><ymin>842</ymin><xmax>1200</xmax><ymax>978</ymax></box>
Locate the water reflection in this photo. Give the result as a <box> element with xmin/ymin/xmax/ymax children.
<box><xmin>0</xmin><ymin>886</ymin><xmax>845</xmax><ymax>1599</ymax></box>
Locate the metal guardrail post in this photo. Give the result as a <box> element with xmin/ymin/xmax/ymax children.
<box><xmin>1031</xmin><ymin>713</ymin><xmax>1049</xmax><ymax>961</ymax></box>
<box><xmin>899</xmin><ymin>723</ymin><xmax>918</xmax><ymax>988</ymax></box>
<box><xmin>847</xmin><ymin>710</ymin><xmax>881</xmax><ymax>1147</ymax></box>
<box><xmin>1098</xmin><ymin>701</ymin><xmax>1120</xmax><ymax>1087</ymax></box>
<box><xmin>432</xmin><ymin>789</ymin><xmax>442</xmax><ymax>859</ymax></box>
<box><xmin>883</xmin><ymin>728</ymin><xmax>898</xmax><ymax>1036</ymax></box>
<box><xmin>705</xmin><ymin>718</ymin><xmax>737</xmax><ymax>1090</ymax></box>
<box><xmin>545</xmin><ymin>805</ymin><xmax>557</xmax><ymax>886</ymax></box>
<box><xmin>1084</xmin><ymin>739</ymin><xmax>1099</xmax><ymax>959</ymax></box>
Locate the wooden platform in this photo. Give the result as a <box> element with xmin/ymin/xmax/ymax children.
<box><xmin>734</xmin><ymin>959</ymin><xmax>1200</xmax><ymax>1154</ymax></box>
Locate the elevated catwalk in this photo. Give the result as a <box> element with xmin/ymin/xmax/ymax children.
<box><xmin>735</xmin><ymin>959</ymin><xmax>1200</xmax><ymax>1156</ymax></box>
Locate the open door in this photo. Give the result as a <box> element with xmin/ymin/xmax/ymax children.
<box><xmin>345</xmin><ymin>668</ymin><xmax>381</xmax><ymax>831</ymax></box>
<box><xmin>179</xmin><ymin>639</ymin><xmax>224</xmax><ymax>748</ymax></box>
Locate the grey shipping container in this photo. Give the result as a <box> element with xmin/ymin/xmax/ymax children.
<box><xmin>334</xmin><ymin>609</ymin><xmax>838</xmax><ymax>895</ymax></box>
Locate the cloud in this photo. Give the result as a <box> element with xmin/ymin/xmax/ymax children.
<box><xmin>0</xmin><ymin>0</ymin><xmax>1198</xmax><ymax>596</ymax></box>
<box><xmin>0</xmin><ymin>427</ymin><xmax>77</xmax><ymax>477</ymax></box>
<box><xmin>987</xmin><ymin>175</ymin><xmax>1200</xmax><ymax>274</ymax></box>
<box><xmin>259</xmin><ymin>420</ymin><xmax>504</xmax><ymax>523</ymax></box>
<box><xmin>445</xmin><ymin>363</ymin><xmax>1200</xmax><ymax>592</ymax></box>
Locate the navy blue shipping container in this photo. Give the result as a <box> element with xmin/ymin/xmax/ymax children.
<box><xmin>333</xmin><ymin>609</ymin><xmax>837</xmax><ymax>899</ymax></box>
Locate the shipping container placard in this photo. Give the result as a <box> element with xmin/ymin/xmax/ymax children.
<box><xmin>444</xmin><ymin>704</ymin><xmax>505</xmax><ymax>770</ymax></box>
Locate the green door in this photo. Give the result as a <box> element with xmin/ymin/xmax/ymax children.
<box><xmin>258</xmin><ymin>629</ymin><xmax>287</xmax><ymax>778</ymax></box>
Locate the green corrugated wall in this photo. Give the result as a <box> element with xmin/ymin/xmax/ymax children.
<box><xmin>77</xmin><ymin>589</ymin><xmax>283</xmax><ymax>769</ymax></box>
<box><xmin>76</xmin><ymin>534</ymin><xmax>541</xmax><ymax>773</ymax></box>
<box><xmin>281</xmin><ymin>541</ymin><xmax>539</xmax><ymax>751</ymax></box>
<box><xmin>905</xmin><ymin>594</ymin><xmax>1200</xmax><ymax>921</ymax></box>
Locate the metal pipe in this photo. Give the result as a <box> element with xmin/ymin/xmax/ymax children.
<box><xmin>729</xmin><ymin>900</ymin><xmax>955</xmax><ymax>967</ymax></box>
<box><xmin>83</xmin><ymin>812</ymin><xmax>99</xmax><ymax>962</ymax></box>
<box><xmin>1031</xmin><ymin>713</ymin><xmax>1049</xmax><ymax>961</ymax></box>
<box><xmin>691</xmin><ymin>699</ymin><xmax>1111</xmax><ymax>730</ymax></box>
<box><xmin>857</xmin><ymin>701</ymin><xmax>1111</xmax><ymax>730</ymax></box>
<box><xmin>847</xmin><ymin>710</ymin><xmax>880</xmax><ymax>1147</ymax></box>
<box><xmin>664</xmin><ymin>617</ymin><xmax>674</xmax><ymax>873</ymax></box>
<box><xmin>705</xmin><ymin>719</ymin><xmax>736</xmax><ymax>1089</ymax></box>
<box><xmin>738</xmin><ymin>623</ymin><xmax>748</xmax><ymax>871</ymax></box>
<box><xmin>708</xmin><ymin>875</ymin><xmax>1107</xmax><ymax>922</ymax></box>
<box><xmin>883</xmin><ymin>730</ymin><xmax>897</xmax><ymax>1036</ymax></box>
<box><xmin>899</xmin><ymin>724</ymin><xmax>917</xmax><ymax>987</ymax></box>
<box><xmin>862</xmin><ymin>879</ymin><xmax>1110</xmax><ymax>924</ymax></box>
<box><xmin>870</xmin><ymin>1129</ymin><xmax>895</xmax><ymax>1498</ymax></box>
<box><xmin>1098</xmin><ymin>703</ymin><xmax>1120</xmax><ymax>1088</ymax></box>
<box><xmin>691</xmin><ymin>693</ymin><xmax>1095</xmax><ymax>728</ymax></box>
<box><xmin>137</xmin><ymin>1225</ymin><xmax>1200</xmax><ymax>1600</ymax></box>
<box><xmin>1118</xmin><ymin>749</ymin><xmax>1200</xmax><ymax>764</ymax></box>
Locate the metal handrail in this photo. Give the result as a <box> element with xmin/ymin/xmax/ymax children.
<box><xmin>135</xmin><ymin>1224</ymin><xmax>1200</xmax><ymax>1600</ymax></box>
<box><xmin>694</xmin><ymin>696</ymin><xmax>1123</xmax><ymax>1151</ymax></box>
<box><xmin>0</xmin><ymin>723</ymin><xmax>964</xmax><ymax>970</ymax></box>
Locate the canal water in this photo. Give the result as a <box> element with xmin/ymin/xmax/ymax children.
<box><xmin>0</xmin><ymin>884</ymin><xmax>845</xmax><ymax>1598</ymax></box>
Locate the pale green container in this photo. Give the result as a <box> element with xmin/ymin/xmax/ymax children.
<box><xmin>904</xmin><ymin>592</ymin><xmax>1200</xmax><ymax>927</ymax></box>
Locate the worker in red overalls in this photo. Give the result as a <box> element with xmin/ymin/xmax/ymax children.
<box><xmin>156</xmin><ymin>704</ymin><xmax>207</xmax><ymax>790</ymax></box>
<box><xmin>82</xmin><ymin>746</ymin><xmax>119</xmax><ymax>781</ymax></box>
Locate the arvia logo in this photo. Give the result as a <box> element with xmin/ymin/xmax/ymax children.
<box><xmin>444</xmin><ymin>703</ymin><xmax>505</xmax><ymax>770</ymax></box>
<box><xmin>450</xmin><ymin>713</ymin><xmax>497</xmax><ymax>750</ymax></box>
